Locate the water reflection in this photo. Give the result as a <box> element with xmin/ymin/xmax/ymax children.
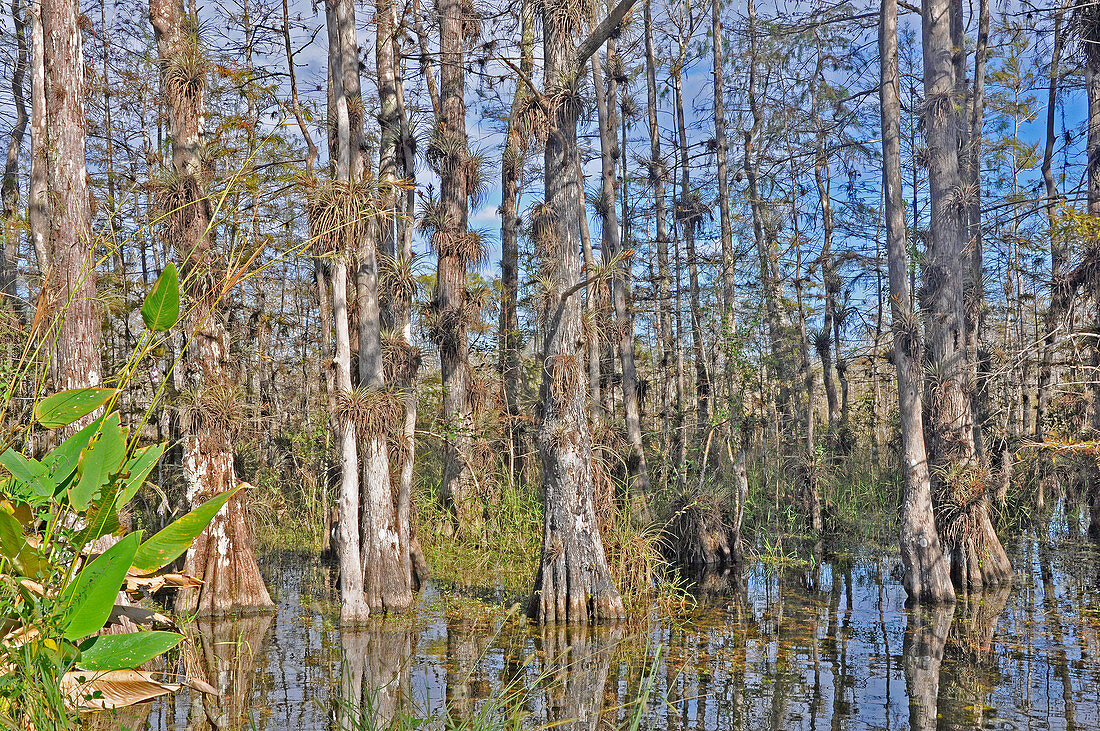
<box><xmin>337</xmin><ymin>623</ymin><xmax>415</xmax><ymax>729</ymax></box>
<box><xmin>903</xmin><ymin>603</ymin><xmax>951</xmax><ymax>731</ymax></box>
<box><xmin>537</xmin><ymin>625</ymin><xmax>622</xmax><ymax>729</ymax></box>
<box><xmin>188</xmin><ymin>614</ymin><xmax>274</xmax><ymax>729</ymax></box>
<box><xmin>123</xmin><ymin>540</ymin><xmax>1100</xmax><ymax>730</ymax></box>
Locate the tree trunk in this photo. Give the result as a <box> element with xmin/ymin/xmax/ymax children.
<box><xmin>644</xmin><ymin>0</ymin><xmax>674</xmax><ymax>462</ymax></box>
<box><xmin>1035</xmin><ymin>3</ymin><xmax>1065</xmax><ymax>492</ymax></box>
<box><xmin>41</xmin><ymin>0</ymin><xmax>99</xmax><ymax>395</ymax></box>
<box><xmin>28</xmin><ymin>0</ymin><xmax>46</xmax><ymax>273</ymax></box>
<box><xmin>433</xmin><ymin>0</ymin><xmax>479</xmax><ymax>537</ymax></box>
<box><xmin>745</xmin><ymin>0</ymin><xmax>789</xmax><ymax>426</ymax></box>
<box><xmin>672</xmin><ymin>59</ymin><xmax>710</xmax><ymax>445</ymax></box>
<box><xmin>592</xmin><ymin>42</ymin><xmax>652</xmax><ymax>522</ymax></box>
<box><xmin>1</xmin><ymin>0</ymin><xmax>28</xmax><ymax>312</ymax></box>
<box><xmin>351</xmin><ymin>0</ymin><xmax>413</xmax><ymax>612</ymax></box>
<box><xmin>882</xmin><ymin>0</ymin><xmax>954</xmax><ymax>604</ymax></box>
<box><xmin>394</xmin><ymin>26</ymin><xmax>428</xmax><ymax>589</ymax></box>
<box><xmin>1083</xmin><ymin>0</ymin><xmax>1100</xmax><ymax>538</ymax></box>
<box><xmin>528</xmin><ymin>0</ymin><xmax>629</xmax><ymax>623</ymax></box>
<box><xmin>813</xmin><ymin>121</ymin><xmax>840</xmax><ymax>432</ymax></box>
<box><xmin>499</xmin><ymin>0</ymin><xmax>534</xmax><ymax>486</ymax></box>
<box><xmin>920</xmin><ymin>0</ymin><xmax>1010</xmax><ymax>591</ymax></box>
<box><xmin>711</xmin><ymin>0</ymin><xmax>736</xmax><ymax>431</ymax></box>
<box><xmin>150</xmin><ymin>0</ymin><xmax>273</xmax><ymax>615</ymax></box>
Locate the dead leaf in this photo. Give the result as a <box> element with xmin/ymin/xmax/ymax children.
<box><xmin>61</xmin><ymin>669</ymin><xmax>181</xmax><ymax>710</ymax></box>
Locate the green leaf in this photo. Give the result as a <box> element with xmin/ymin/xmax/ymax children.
<box><xmin>68</xmin><ymin>413</ymin><xmax>128</xmax><ymax>511</ymax></box>
<box><xmin>13</xmin><ymin>541</ymin><xmax>50</xmax><ymax>579</ymax></box>
<box><xmin>131</xmin><ymin>485</ymin><xmax>241</xmax><ymax>575</ymax></box>
<box><xmin>0</xmin><ymin>449</ymin><xmax>54</xmax><ymax>500</ymax></box>
<box><xmin>44</xmin><ymin>415</ymin><xmax>108</xmax><ymax>485</ymax></box>
<box><xmin>76</xmin><ymin>631</ymin><xmax>184</xmax><ymax>671</ymax></box>
<box><xmin>0</xmin><ymin>450</ymin><xmax>47</xmax><ymax>483</ymax></box>
<box><xmin>35</xmin><ymin>388</ymin><xmax>117</xmax><ymax>429</ymax></box>
<box><xmin>73</xmin><ymin>482</ymin><xmax>122</xmax><ymax>549</ymax></box>
<box><xmin>61</xmin><ymin>532</ymin><xmax>140</xmax><ymax>641</ymax></box>
<box><xmin>141</xmin><ymin>262</ymin><xmax>180</xmax><ymax>332</ymax></box>
<box><xmin>117</xmin><ymin>444</ymin><xmax>165</xmax><ymax>507</ymax></box>
<box><xmin>0</xmin><ymin>509</ymin><xmax>25</xmax><ymax>558</ymax></box>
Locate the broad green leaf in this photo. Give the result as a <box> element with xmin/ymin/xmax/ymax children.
<box><xmin>76</xmin><ymin>631</ymin><xmax>184</xmax><ymax>671</ymax></box>
<box><xmin>73</xmin><ymin>482</ymin><xmax>122</xmax><ymax>549</ymax></box>
<box><xmin>44</xmin><ymin>415</ymin><xmax>108</xmax><ymax>486</ymax></box>
<box><xmin>0</xmin><ymin>509</ymin><xmax>25</xmax><ymax>558</ymax></box>
<box><xmin>0</xmin><ymin>449</ymin><xmax>47</xmax><ymax>483</ymax></box>
<box><xmin>61</xmin><ymin>532</ymin><xmax>140</xmax><ymax>641</ymax></box>
<box><xmin>13</xmin><ymin>541</ymin><xmax>50</xmax><ymax>579</ymax></box>
<box><xmin>131</xmin><ymin>485</ymin><xmax>241</xmax><ymax>575</ymax></box>
<box><xmin>117</xmin><ymin>444</ymin><xmax>165</xmax><ymax>507</ymax></box>
<box><xmin>35</xmin><ymin>388</ymin><xmax>117</xmax><ymax>429</ymax></box>
<box><xmin>141</xmin><ymin>262</ymin><xmax>180</xmax><ymax>332</ymax></box>
<box><xmin>68</xmin><ymin>413</ymin><xmax>128</xmax><ymax>511</ymax></box>
<box><xmin>0</xmin><ymin>450</ymin><xmax>54</xmax><ymax>500</ymax></box>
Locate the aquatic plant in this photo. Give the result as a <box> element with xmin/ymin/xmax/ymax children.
<box><xmin>0</xmin><ymin>265</ymin><xmax>236</xmax><ymax>728</ymax></box>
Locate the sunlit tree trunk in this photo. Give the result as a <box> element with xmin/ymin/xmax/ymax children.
<box><xmin>393</xmin><ymin>21</ymin><xmax>428</xmax><ymax>589</ymax></box>
<box><xmin>644</xmin><ymin>0</ymin><xmax>674</xmax><ymax>466</ymax></box>
<box><xmin>528</xmin><ymin>0</ymin><xmax>633</xmax><ymax>623</ymax></box>
<box><xmin>39</xmin><ymin>0</ymin><xmax>99</xmax><ymax>395</ymax></box>
<box><xmin>920</xmin><ymin>0</ymin><xmax>1010</xmax><ymax>590</ymax></box>
<box><xmin>499</xmin><ymin>0</ymin><xmax>534</xmax><ymax>485</ymax></box>
<box><xmin>1</xmin><ymin>0</ymin><xmax>28</xmax><ymax>313</ymax></box>
<box><xmin>432</xmin><ymin>0</ymin><xmax>479</xmax><ymax>537</ymax></box>
<box><xmin>881</xmin><ymin>0</ymin><xmax>954</xmax><ymax>604</ymax></box>
<box><xmin>150</xmin><ymin>0</ymin><xmax>272</xmax><ymax>614</ymax></box>
<box><xmin>711</xmin><ymin>0</ymin><xmax>735</xmax><ymax>424</ymax></box>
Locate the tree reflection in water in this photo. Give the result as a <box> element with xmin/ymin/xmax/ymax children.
<box><xmin>903</xmin><ymin>601</ymin><xmax>952</xmax><ymax>731</ymax></box>
<box><xmin>187</xmin><ymin>614</ymin><xmax>274</xmax><ymax>729</ymax></box>
<box><xmin>536</xmin><ymin>624</ymin><xmax>623</xmax><ymax>730</ymax></box>
<box><xmin>337</xmin><ymin>621</ymin><xmax>416</xmax><ymax>730</ymax></box>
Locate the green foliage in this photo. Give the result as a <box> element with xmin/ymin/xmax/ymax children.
<box><xmin>75</xmin><ymin>631</ymin><xmax>184</xmax><ymax>672</ymax></box>
<box><xmin>132</xmin><ymin>485</ymin><xmax>241</xmax><ymax>574</ymax></box>
<box><xmin>34</xmin><ymin>389</ymin><xmax>117</xmax><ymax>430</ymax></box>
<box><xmin>0</xmin><ymin>260</ymin><xmax>230</xmax><ymax>728</ymax></box>
<box><xmin>140</xmin><ymin>262</ymin><xmax>181</xmax><ymax>332</ymax></box>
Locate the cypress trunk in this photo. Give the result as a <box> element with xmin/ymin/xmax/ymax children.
<box><xmin>150</xmin><ymin>0</ymin><xmax>272</xmax><ymax>615</ymax></box>
<box><xmin>920</xmin><ymin>0</ymin><xmax>1010</xmax><ymax>590</ymax></box>
<box><xmin>882</xmin><ymin>0</ymin><xmax>954</xmax><ymax>604</ymax></box>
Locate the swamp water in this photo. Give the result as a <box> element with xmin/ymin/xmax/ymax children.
<box><xmin>100</xmin><ymin>536</ymin><xmax>1100</xmax><ymax>730</ymax></box>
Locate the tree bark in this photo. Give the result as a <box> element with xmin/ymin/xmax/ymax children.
<box><xmin>40</xmin><ymin>0</ymin><xmax>100</xmax><ymax>395</ymax></box>
<box><xmin>433</xmin><ymin>0</ymin><xmax>479</xmax><ymax>537</ymax></box>
<box><xmin>882</xmin><ymin>0</ymin><xmax>954</xmax><ymax>605</ymax></box>
<box><xmin>151</xmin><ymin>0</ymin><xmax>273</xmax><ymax>615</ymax></box>
<box><xmin>1035</xmin><ymin>3</ymin><xmax>1066</xmax><ymax>484</ymax></box>
<box><xmin>644</xmin><ymin>0</ymin><xmax>675</xmax><ymax>461</ymax></box>
<box><xmin>499</xmin><ymin>0</ymin><xmax>534</xmax><ymax>486</ymax></box>
<box><xmin>1</xmin><ymin>0</ymin><xmax>28</xmax><ymax>312</ymax></box>
<box><xmin>711</xmin><ymin>0</ymin><xmax>736</xmax><ymax>428</ymax></box>
<box><xmin>528</xmin><ymin>0</ymin><xmax>628</xmax><ymax>623</ymax></box>
<box><xmin>920</xmin><ymin>0</ymin><xmax>1010</xmax><ymax>591</ymax></box>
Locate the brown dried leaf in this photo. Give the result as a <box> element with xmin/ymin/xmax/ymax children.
<box><xmin>62</xmin><ymin>669</ymin><xmax>181</xmax><ymax>710</ymax></box>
